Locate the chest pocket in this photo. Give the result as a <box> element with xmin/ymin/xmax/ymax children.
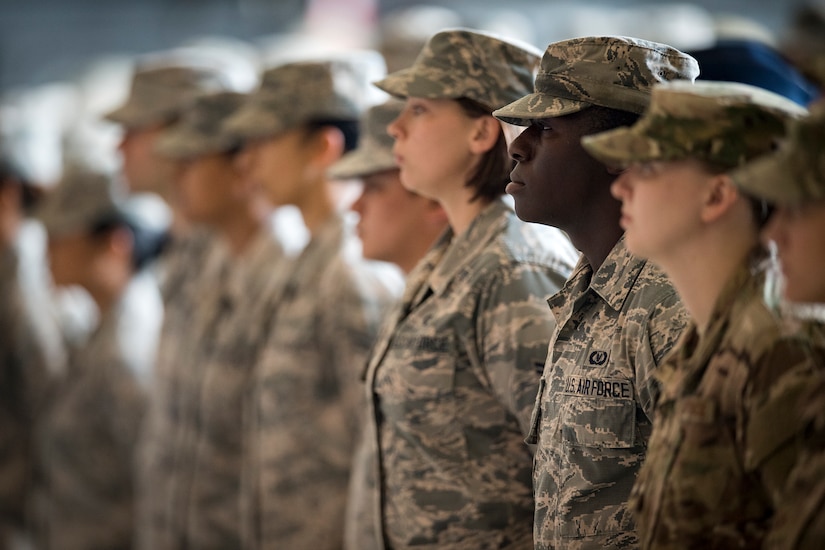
<box><xmin>552</xmin><ymin>376</ymin><xmax>637</xmax><ymax>449</ymax></box>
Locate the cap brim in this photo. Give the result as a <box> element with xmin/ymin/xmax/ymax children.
<box><xmin>731</xmin><ymin>150</ymin><xmax>807</xmax><ymax>205</ymax></box>
<box><xmin>373</xmin><ymin>65</ymin><xmax>459</xmax><ymax>101</ymax></box>
<box><xmin>581</xmin><ymin>126</ymin><xmax>661</xmax><ymax>168</ymax></box>
<box><xmin>492</xmin><ymin>92</ymin><xmax>592</xmax><ymax>126</ymax></box>
<box><xmin>328</xmin><ymin>147</ymin><xmax>397</xmax><ymax>180</ymax></box>
<box><xmin>156</xmin><ymin>128</ymin><xmax>228</xmax><ymax>159</ymax></box>
<box><xmin>224</xmin><ymin>101</ymin><xmax>285</xmax><ymax>142</ymax></box>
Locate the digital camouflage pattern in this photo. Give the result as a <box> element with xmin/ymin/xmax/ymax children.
<box><xmin>225</xmin><ymin>53</ymin><xmax>385</xmax><ymax>142</ymax></box>
<box><xmin>582</xmin><ymin>80</ymin><xmax>807</xmax><ymax>170</ymax></box>
<box><xmin>35</xmin><ymin>274</ymin><xmax>161</xmax><ymax>550</ymax></box>
<box><xmin>493</xmin><ymin>36</ymin><xmax>699</xmax><ymax>125</ymax></box>
<box><xmin>529</xmin><ymin>237</ymin><xmax>689</xmax><ymax>549</ymax></box>
<box><xmin>242</xmin><ymin>213</ymin><xmax>402</xmax><ymax>550</ymax></box>
<box><xmin>328</xmin><ymin>98</ymin><xmax>403</xmax><ymax>180</ymax></box>
<box><xmin>353</xmin><ymin>199</ymin><xmax>576</xmax><ymax>549</ymax></box>
<box><xmin>155</xmin><ymin>91</ymin><xmax>246</xmax><ymax>159</ymax></box>
<box><xmin>732</xmin><ymin>103</ymin><xmax>825</xmax><ymax>205</ymax></box>
<box><xmin>104</xmin><ymin>64</ymin><xmax>228</xmax><ymax>129</ymax></box>
<box><xmin>631</xmin><ymin>258</ymin><xmax>825</xmax><ymax>549</ymax></box>
<box><xmin>765</xmin><ymin>322</ymin><xmax>825</xmax><ymax>550</ymax></box>
<box><xmin>373</xmin><ymin>28</ymin><xmax>541</xmax><ymax>111</ymax></box>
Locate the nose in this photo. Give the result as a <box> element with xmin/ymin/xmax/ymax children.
<box><xmin>351</xmin><ymin>190</ymin><xmax>366</xmax><ymax>216</ymax></box>
<box><xmin>610</xmin><ymin>170</ymin><xmax>633</xmax><ymax>201</ymax></box>
<box><xmin>507</xmin><ymin>126</ymin><xmax>533</xmax><ymax>163</ymax></box>
<box><xmin>387</xmin><ymin>114</ymin><xmax>403</xmax><ymax>140</ymax></box>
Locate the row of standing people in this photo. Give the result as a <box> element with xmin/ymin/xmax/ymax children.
<box><xmin>3</xmin><ymin>24</ymin><xmax>825</xmax><ymax>550</ymax></box>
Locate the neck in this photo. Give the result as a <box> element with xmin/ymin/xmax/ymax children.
<box><xmin>86</xmin><ymin>262</ymin><xmax>131</xmax><ymax>317</ymax></box>
<box><xmin>438</xmin><ymin>185</ymin><xmax>489</xmax><ymax>237</ymax></box>
<box><xmin>297</xmin><ymin>178</ymin><xmax>336</xmax><ymax>236</ymax></box>
<box><xmin>564</xmin><ymin>193</ymin><xmax>624</xmax><ymax>272</ymax></box>
<box><xmin>217</xmin><ymin>198</ymin><xmax>270</xmax><ymax>257</ymax></box>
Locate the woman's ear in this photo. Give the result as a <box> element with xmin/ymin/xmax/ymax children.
<box><xmin>315</xmin><ymin>126</ymin><xmax>346</xmax><ymax>169</ymax></box>
<box><xmin>468</xmin><ymin>116</ymin><xmax>502</xmax><ymax>155</ymax></box>
<box><xmin>700</xmin><ymin>173</ymin><xmax>739</xmax><ymax>224</ymax></box>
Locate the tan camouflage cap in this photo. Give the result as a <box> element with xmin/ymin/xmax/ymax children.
<box><xmin>581</xmin><ymin>80</ymin><xmax>807</xmax><ymax>170</ymax></box>
<box><xmin>493</xmin><ymin>36</ymin><xmax>700</xmax><ymax>125</ymax></box>
<box><xmin>37</xmin><ymin>161</ymin><xmax>126</xmax><ymax>237</ymax></box>
<box><xmin>372</xmin><ymin>28</ymin><xmax>541</xmax><ymax>111</ymax></box>
<box><xmin>225</xmin><ymin>53</ymin><xmax>385</xmax><ymax>142</ymax></box>
<box><xmin>155</xmin><ymin>91</ymin><xmax>246</xmax><ymax>159</ymax></box>
<box><xmin>328</xmin><ymin>99</ymin><xmax>403</xmax><ymax>180</ymax></box>
<box><xmin>732</xmin><ymin>104</ymin><xmax>825</xmax><ymax>204</ymax></box>
<box><xmin>104</xmin><ymin>65</ymin><xmax>228</xmax><ymax>129</ymax></box>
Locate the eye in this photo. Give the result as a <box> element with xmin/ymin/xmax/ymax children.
<box><xmin>533</xmin><ymin>119</ymin><xmax>554</xmax><ymax>132</ymax></box>
<box><xmin>634</xmin><ymin>162</ymin><xmax>658</xmax><ymax>178</ymax></box>
<box><xmin>406</xmin><ymin>101</ymin><xmax>427</xmax><ymax>116</ymax></box>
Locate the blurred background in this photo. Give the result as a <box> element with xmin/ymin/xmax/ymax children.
<box><xmin>0</xmin><ymin>0</ymin><xmax>822</xmax><ymax>186</ymax></box>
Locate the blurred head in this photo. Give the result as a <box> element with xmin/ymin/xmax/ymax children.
<box><xmin>582</xmin><ymin>80</ymin><xmax>805</xmax><ymax>262</ymax></box>
<box><xmin>374</xmin><ymin>28</ymin><xmax>541</xmax><ymax>205</ymax></box>
<box><xmin>493</xmin><ymin>35</ymin><xmax>700</xmax><ymax>227</ymax></box>
<box><xmin>732</xmin><ymin>105</ymin><xmax>825</xmax><ymax>302</ymax></box>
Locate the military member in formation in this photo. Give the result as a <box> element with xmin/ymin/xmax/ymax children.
<box><xmin>34</xmin><ymin>161</ymin><xmax>164</xmax><ymax>550</ymax></box>
<box><xmin>327</xmin><ymin>98</ymin><xmax>448</xmax><ymax>549</ymax></box>
<box><xmin>224</xmin><ymin>56</ymin><xmax>403</xmax><ymax>549</ymax></box>
<box><xmin>137</xmin><ymin>91</ymin><xmax>288</xmax><ymax>549</ymax></box>
<box><xmin>731</xmin><ymin>104</ymin><xmax>825</xmax><ymax>550</ymax></box>
<box><xmin>352</xmin><ymin>29</ymin><xmax>577</xmax><ymax>549</ymax></box>
<box><xmin>582</xmin><ymin>80</ymin><xmax>816</xmax><ymax>549</ymax></box>
<box><xmin>493</xmin><ymin>36</ymin><xmax>697</xmax><ymax>549</ymax></box>
<box><xmin>0</xmin><ymin>157</ymin><xmax>65</xmax><ymax>548</ymax></box>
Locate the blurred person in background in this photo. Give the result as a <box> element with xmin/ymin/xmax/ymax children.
<box><xmin>354</xmin><ymin>28</ymin><xmax>576</xmax><ymax>548</ymax></box>
<box><xmin>137</xmin><ymin>90</ymin><xmax>287</xmax><ymax>549</ymax></box>
<box><xmin>583</xmin><ymin>80</ymin><xmax>814</xmax><ymax>549</ymax></box>
<box><xmin>780</xmin><ymin>0</ymin><xmax>825</xmax><ymax>95</ymax></box>
<box><xmin>493</xmin><ymin>36</ymin><xmax>697</xmax><ymax>549</ymax></box>
<box><xmin>732</xmin><ymin>104</ymin><xmax>825</xmax><ymax>550</ymax></box>
<box><xmin>33</xmin><ymin>160</ymin><xmax>164</xmax><ymax>550</ymax></box>
<box><xmin>326</xmin><ymin>98</ymin><xmax>449</xmax><ymax>549</ymax></box>
<box><xmin>224</xmin><ymin>55</ymin><xmax>403</xmax><ymax>550</ymax></box>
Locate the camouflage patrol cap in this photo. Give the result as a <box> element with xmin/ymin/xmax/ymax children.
<box><xmin>372</xmin><ymin>28</ymin><xmax>542</xmax><ymax>111</ymax></box>
<box><xmin>104</xmin><ymin>65</ymin><xmax>228</xmax><ymax>129</ymax></box>
<box><xmin>493</xmin><ymin>36</ymin><xmax>700</xmax><ymax>125</ymax></box>
<box><xmin>581</xmin><ymin>80</ymin><xmax>807</xmax><ymax>170</ymax></box>
<box><xmin>37</xmin><ymin>161</ymin><xmax>126</xmax><ymax>237</ymax></box>
<box><xmin>328</xmin><ymin>99</ymin><xmax>403</xmax><ymax>180</ymax></box>
<box><xmin>155</xmin><ymin>91</ymin><xmax>246</xmax><ymax>159</ymax></box>
<box><xmin>225</xmin><ymin>53</ymin><xmax>385</xmax><ymax>142</ymax></box>
<box><xmin>731</xmin><ymin>104</ymin><xmax>825</xmax><ymax>204</ymax></box>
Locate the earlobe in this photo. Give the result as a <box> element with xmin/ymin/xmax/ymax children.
<box><xmin>469</xmin><ymin>116</ymin><xmax>501</xmax><ymax>155</ymax></box>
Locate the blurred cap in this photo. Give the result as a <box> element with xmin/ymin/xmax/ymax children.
<box><xmin>155</xmin><ymin>91</ymin><xmax>246</xmax><ymax>159</ymax></box>
<box><xmin>36</xmin><ymin>161</ymin><xmax>126</xmax><ymax>237</ymax></box>
<box><xmin>732</xmin><ymin>104</ymin><xmax>825</xmax><ymax>204</ymax></box>
<box><xmin>688</xmin><ymin>39</ymin><xmax>818</xmax><ymax>106</ymax></box>
<box><xmin>225</xmin><ymin>51</ymin><xmax>385</xmax><ymax>142</ymax></box>
<box><xmin>328</xmin><ymin>99</ymin><xmax>403</xmax><ymax>180</ymax></box>
<box><xmin>104</xmin><ymin>64</ymin><xmax>229</xmax><ymax>128</ymax></box>
<box><xmin>493</xmin><ymin>35</ymin><xmax>700</xmax><ymax>125</ymax></box>
<box><xmin>373</xmin><ymin>28</ymin><xmax>541</xmax><ymax>111</ymax></box>
<box><xmin>581</xmin><ymin>80</ymin><xmax>806</xmax><ymax>169</ymax></box>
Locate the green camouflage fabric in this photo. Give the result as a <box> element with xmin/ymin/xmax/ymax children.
<box><xmin>529</xmin><ymin>237</ymin><xmax>689</xmax><ymax>549</ymax></box>
<box><xmin>155</xmin><ymin>91</ymin><xmax>246</xmax><ymax>159</ymax></box>
<box><xmin>765</xmin><ymin>322</ymin><xmax>825</xmax><ymax>550</ymax></box>
<box><xmin>225</xmin><ymin>53</ymin><xmax>385</xmax><ymax>142</ymax></box>
<box><xmin>352</xmin><ymin>199</ymin><xmax>576</xmax><ymax>549</ymax></box>
<box><xmin>328</xmin><ymin>99</ymin><xmax>403</xmax><ymax>180</ymax></box>
<box><xmin>242</xmin><ymin>213</ymin><xmax>403</xmax><ymax>550</ymax></box>
<box><xmin>732</xmin><ymin>103</ymin><xmax>825</xmax><ymax>205</ymax></box>
<box><xmin>493</xmin><ymin>36</ymin><xmax>699</xmax><ymax>125</ymax></box>
<box><xmin>631</xmin><ymin>257</ymin><xmax>825</xmax><ymax>549</ymax></box>
<box><xmin>373</xmin><ymin>28</ymin><xmax>541</xmax><ymax>111</ymax></box>
<box><xmin>582</xmin><ymin>80</ymin><xmax>807</xmax><ymax>170</ymax></box>
<box><xmin>35</xmin><ymin>274</ymin><xmax>161</xmax><ymax>550</ymax></box>
<box><xmin>104</xmin><ymin>64</ymin><xmax>228</xmax><ymax>129</ymax></box>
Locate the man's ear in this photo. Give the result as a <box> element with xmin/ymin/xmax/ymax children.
<box><xmin>468</xmin><ymin>116</ymin><xmax>502</xmax><ymax>155</ymax></box>
<box><xmin>700</xmin><ymin>173</ymin><xmax>739</xmax><ymax>223</ymax></box>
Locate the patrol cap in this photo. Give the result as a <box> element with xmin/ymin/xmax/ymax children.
<box><xmin>731</xmin><ymin>104</ymin><xmax>825</xmax><ymax>204</ymax></box>
<box><xmin>37</xmin><ymin>161</ymin><xmax>126</xmax><ymax>237</ymax></box>
<box><xmin>493</xmin><ymin>36</ymin><xmax>700</xmax><ymax>125</ymax></box>
<box><xmin>372</xmin><ymin>28</ymin><xmax>542</xmax><ymax>111</ymax></box>
<box><xmin>104</xmin><ymin>64</ymin><xmax>228</xmax><ymax>128</ymax></box>
<box><xmin>328</xmin><ymin>99</ymin><xmax>403</xmax><ymax>180</ymax></box>
<box><xmin>225</xmin><ymin>53</ymin><xmax>385</xmax><ymax>142</ymax></box>
<box><xmin>581</xmin><ymin>80</ymin><xmax>807</xmax><ymax>170</ymax></box>
<box><xmin>155</xmin><ymin>91</ymin><xmax>246</xmax><ymax>159</ymax></box>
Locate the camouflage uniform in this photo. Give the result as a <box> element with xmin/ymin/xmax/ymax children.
<box><xmin>33</xmin><ymin>163</ymin><xmax>163</xmax><ymax>550</ymax></box>
<box><xmin>224</xmin><ymin>57</ymin><xmax>405</xmax><ymax>549</ymax></box>
<box><xmin>138</xmin><ymin>91</ymin><xmax>290</xmax><ymax>549</ymax></box>
<box><xmin>581</xmin><ymin>81</ymin><xmax>814</xmax><ymax>549</ymax></box>
<box><xmin>347</xmin><ymin>29</ymin><xmax>580</xmax><ymax>549</ymax></box>
<box><xmin>733</xmin><ymin>105</ymin><xmax>825</xmax><ymax>550</ymax></box>
<box><xmin>493</xmin><ymin>36</ymin><xmax>701</xmax><ymax>549</ymax></box>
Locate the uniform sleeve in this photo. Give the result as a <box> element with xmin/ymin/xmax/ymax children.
<box><xmin>474</xmin><ymin>263</ymin><xmax>560</xmax><ymax>437</ymax></box>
